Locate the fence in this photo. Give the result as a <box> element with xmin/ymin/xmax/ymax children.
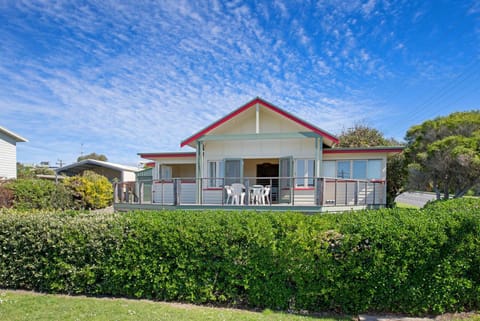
<box><xmin>114</xmin><ymin>176</ymin><xmax>386</xmax><ymax>207</ymax></box>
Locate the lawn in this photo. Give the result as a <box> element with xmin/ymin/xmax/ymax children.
<box><xmin>0</xmin><ymin>290</ymin><xmax>346</xmax><ymax>321</ymax></box>
<box><xmin>395</xmin><ymin>202</ymin><xmax>421</xmax><ymax>209</ymax></box>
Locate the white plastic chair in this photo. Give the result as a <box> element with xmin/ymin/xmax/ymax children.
<box><xmin>231</xmin><ymin>183</ymin><xmax>245</xmax><ymax>205</ymax></box>
<box><xmin>251</xmin><ymin>185</ymin><xmax>264</xmax><ymax>205</ymax></box>
<box><xmin>224</xmin><ymin>185</ymin><xmax>233</xmax><ymax>204</ymax></box>
<box><xmin>262</xmin><ymin>185</ymin><xmax>271</xmax><ymax>205</ymax></box>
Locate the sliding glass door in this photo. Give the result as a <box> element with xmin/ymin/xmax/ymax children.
<box><xmin>224</xmin><ymin>159</ymin><xmax>243</xmax><ymax>186</ymax></box>
<box><xmin>279</xmin><ymin>156</ymin><xmax>293</xmax><ymax>204</ymax></box>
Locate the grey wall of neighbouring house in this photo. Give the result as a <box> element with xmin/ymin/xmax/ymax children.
<box><xmin>0</xmin><ymin>131</ymin><xmax>18</xmax><ymax>179</ymax></box>
<box><xmin>136</xmin><ymin>168</ymin><xmax>153</xmax><ymax>202</ymax></box>
<box><xmin>62</xmin><ymin>166</ymin><xmax>123</xmax><ymax>182</ymax></box>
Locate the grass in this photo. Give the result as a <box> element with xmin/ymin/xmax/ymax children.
<box><xmin>395</xmin><ymin>202</ymin><xmax>421</xmax><ymax>209</ymax></box>
<box><xmin>0</xmin><ymin>290</ymin><xmax>346</xmax><ymax>321</ymax></box>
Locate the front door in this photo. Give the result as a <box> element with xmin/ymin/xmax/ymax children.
<box><xmin>256</xmin><ymin>163</ymin><xmax>279</xmax><ymax>202</ymax></box>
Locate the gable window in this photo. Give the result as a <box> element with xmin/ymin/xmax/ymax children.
<box><xmin>295</xmin><ymin>159</ymin><xmax>315</xmax><ymax>187</ymax></box>
<box><xmin>207</xmin><ymin>160</ymin><xmax>224</xmax><ymax>187</ymax></box>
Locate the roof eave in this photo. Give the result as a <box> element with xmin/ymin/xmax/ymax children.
<box><xmin>180</xmin><ymin>97</ymin><xmax>339</xmax><ymax>147</ymax></box>
<box><xmin>0</xmin><ymin>126</ymin><xmax>28</xmax><ymax>142</ymax></box>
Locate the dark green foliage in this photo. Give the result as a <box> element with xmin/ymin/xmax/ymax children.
<box><xmin>405</xmin><ymin>111</ymin><xmax>480</xmax><ymax>199</ymax></box>
<box><xmin>0</xmin><ymin>198</ymin><xmax>479</xmax><ymax>315</ymax></box>
<box><xmin>77</xmin><ymin>153</ymin><xmax>108</xmax><ymax>162</ymax></box>
<box><xmin>5</xmin><ymin>179</ymin><xmax>75</xmax><ymax>210</ymax></box>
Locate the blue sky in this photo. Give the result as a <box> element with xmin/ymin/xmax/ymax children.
<box><xmin>1</xmin><ymin>0</ymin><xmax>479</xmax><ymax>167</ymax></box>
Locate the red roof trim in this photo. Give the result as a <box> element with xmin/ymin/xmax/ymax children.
<box><xmin>146</xmin><ymin>162</ymin><xmax>155</xmax><ymax>168</ymax></box>
<box><xmin>139</xmin><ymin>152</ymin><xmax>196</xmax><ymax>158</ymax></box>
<box><xmin>180</xmin><ymin>97</ymin><xmax>339</xmax><ymax>147</ymax></box>
<box><xmin>323</xmin><ymin>148</ymin><xmax>404</xmax><ymax>154</ymax></box>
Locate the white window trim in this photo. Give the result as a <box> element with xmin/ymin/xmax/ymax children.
<box><xmin>295</xmin><ymin>159</ymin><xmax>315</xmax><ymax>187</ymax></box>
<box><xmin>207</xmin><ymin>160</ymin><xmax>224</xmax><ymax>187</ymax></box>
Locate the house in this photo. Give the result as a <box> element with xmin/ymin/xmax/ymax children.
<box><xmin>0</xmin><ymin>126</ymin><xmax>28</xmax><ymax>180</ymax></box>
<box><xmin>56</xmin><ymin>159</ymin><xmax>138</xmax><ymax>182</ymax></box>
<box><xmin>116</xmin><ymin>97</ymin><xmax>403</xmax><ymax>212</ymax></box>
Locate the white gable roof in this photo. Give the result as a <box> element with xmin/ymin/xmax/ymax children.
<box><xmin>0</xmin><ymin>126</ymin><xmax>28</xmax><ymax>142</ymax></box>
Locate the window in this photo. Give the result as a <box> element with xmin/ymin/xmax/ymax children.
<box><xmin>352</xmin><ymin>160</ymin><xmax>367</xmax><ymax>179</ymax></box>
<box><xmin>295</xmin><ymin>159</ymin><xmax>315</xmax><ymax>187</ymax></box>
<box><xmin>337</xmin><ymin>161</ymin><xmax>350</xmax><ymax>178</ymax></box>
<box><xmin>323</xmin><ymin>161</ymin><xmax>336</xmax><ymax>178</ymax></box>
<box><xmin>160</xmin><ymin>165</ymin><xmax>172</xmax><ymax>179</ymax></box>
<box><xmin>367</xmin><ymin>159</ymin><xmax>382</xmax><ymax>179</ymax></box>
<box><xmin>323</xmin><ymin>159</ymin><xmax>383</xmax><ymax>180</ymax></box>
<box><xmin>224</xmin><ymin>159</ymin><xmax>242</xmax><ymax>186</ymax></box>
<box><xmin>207</xmin><ymin>160</ymin><xmax>224</xmax><ymax>187</ymax></box>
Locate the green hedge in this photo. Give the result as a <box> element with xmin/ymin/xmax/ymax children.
<box><xmin>0</xmin><ymin>199</ymin><xmax>479</xmax><ymax>315</ymax></box>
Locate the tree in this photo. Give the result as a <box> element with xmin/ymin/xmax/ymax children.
<box><xmin>77</xmin><ymin>152</ymin><xmax>108</xmax><ymax>162</ymax></box>
<box><xmin>16</xmin><ymin>163</ymin><xmax>55</xmax><ymax>178</ymax></box>
<box><xmin>337</xmin><ymin>123</ymin><xmax>406</xmax><ymax>207</ymax></box>
<box><xmin>338</xmin><ymin>123</ymin><xmax>394</xmax><ymax>147</ymax></box>
<box><xmin>405</xmin><ymin>111</ymin><xmax>480</xmax><ymax>199</ymax></box>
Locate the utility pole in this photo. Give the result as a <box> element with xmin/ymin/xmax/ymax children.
<box><xmin>55</xmin><ymin>159</ymin><xmax>64</xmax><ymax>184</ymax></box>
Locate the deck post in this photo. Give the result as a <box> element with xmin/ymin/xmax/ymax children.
<box><xmin>114</xmin><ymin>183</ymin><xmax>118</xmax><ymax>203</ymax></box>
<box><xmin>334</xmin><ymin>179</ymin><xmax>337</xmax><ymax>206</ymax></box>
<box><xmin>355</xmin><ymin>181</ymin><xmax>358</xmax><ymax>205</ymax></box>
<box><xmin>196</xmin><ymin>141</ymin><xmax>204</xmax><ymax>204</ymax></box>
<box><xmin>315</xmin><ymin>136</ymin><xmax>323</xmax><ymax>206</ymax></box>
<box><xmin>345</xmin><ymin>180</ymin><xmax>348</xmax><ymax>205</ymax></box>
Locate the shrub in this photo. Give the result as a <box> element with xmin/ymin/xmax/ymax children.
<box><xmin>64</xmin><ymin>171</ymin><xmax>113</xmax><ymax>209</ymax></box>
<box><xmin>0</xmin><ymin>199</ymin><xmax>478</xmax><ymax>315</ymax></box>
<box><xmin>0</xmin><ymin>182</ymin><xmax>14</xmax><ymax>208</ymax></box>
<box><xmin>5</xmin><ymin>179</ymin><xmax>75</xmax><ymax>210</ymax></box>
<box><xmin>7</xmin><ymin>179</ymin><xmax>57</xmax><ymax>210</ymax></box>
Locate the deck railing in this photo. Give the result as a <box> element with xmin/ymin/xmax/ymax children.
<box><xmin>114</xmin><ymin>176</ymin><xmax>386</xmax><ymax>207</ymax></box>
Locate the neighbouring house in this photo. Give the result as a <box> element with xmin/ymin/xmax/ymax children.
<box><xmin>116</xmin><ymin>97</ymin><xmax>403</xmax><ymax>212</ymax></box>
<box><xmin>56</xmin><ymin>159</ymin><xmax>138</xmax><ymax>182</ymax></box>
<box><xmin>0</xmin><ymin>126</ymin><xmax>28</xmax><ymax>180</ymax></box>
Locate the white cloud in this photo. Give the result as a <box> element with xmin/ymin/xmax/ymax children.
<box><xmin>362</xmin><ymin>0</ymin><xmax>377</xmax><ymax>16</ymax></box>
<box><xmin>0</xmin><ymin>0</ymin><xmax>429</xmax><ymax>165</ymax></box>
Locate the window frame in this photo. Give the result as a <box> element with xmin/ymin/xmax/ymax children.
<box><xmin>295</xmin><ymin>159</ymin><xmax>315</xmax><ymax>188</ymax></box>
<box><xmin>207</xmin><ymin>160</ymin><xmax>224</xmax><ymax>188</ymax></box>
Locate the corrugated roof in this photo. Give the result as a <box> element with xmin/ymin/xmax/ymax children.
<box><xmin>56</xmin><ymin>159</ymin><xmax>139</xmax><ymax>174</ymax></box>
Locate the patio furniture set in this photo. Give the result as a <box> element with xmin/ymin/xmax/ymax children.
<box><xmin>225</xmin><ymin>183</ymin><xmax>271</xmax><ymax>205</ymax></box>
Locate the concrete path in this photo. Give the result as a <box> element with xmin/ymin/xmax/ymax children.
<box><xmin>395</xmin><ymin>191</ymin><xmax>438</xmax><ymax>208</ymax></box>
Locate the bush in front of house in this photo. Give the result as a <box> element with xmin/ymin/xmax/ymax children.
<box><xmin>0</xmin><ymin>199</ymin><xmax>479</xmax><ymax>315</ymax></box>
<box><xmin>5</xmin><ymin>178</ymin><xmax>74</xmax><ymax>210</ymax></box>
<box><xmin>63</xmin><ymin>170</ymin><xmax>113</xmax><ymax>209</ymax></box>
<box><xmin>0</xmin><ymin>182</ymin><xmax>14</xmax><ymax>208</ymax></box>
<box><xmin>1</xmin><ymin>171</ymin><xmax>113</xmax><ymax>211</ymax></box>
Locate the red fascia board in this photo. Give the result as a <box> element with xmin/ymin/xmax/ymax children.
<box><xmin>323</xmin><ymin>148</ymin><xmax>404</xmax><ymax>154</ymax></box>
<box><xmin>139</xmin><ymin>152</ymin><xmax>196</xmax><ymax>158</ymax></box>
<box><xmin>180</xmin><ymin>97</ymin><xmax>339</xmax><ymax>147</ymax></box>
<box><xmin>180</xmin><ymin>99</ymin><xmax>257</xmax><ymax>147</ymax></box>
<box><xmin>259</xmin><ymin>99</ymin><xmax>339</xmax><ymax>144</ymax></box>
